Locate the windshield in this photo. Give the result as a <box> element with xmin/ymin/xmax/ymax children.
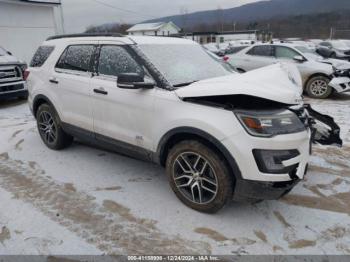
<box><xmin>0</xmin><ymin>46</ymin><xmax>7</xmax><ymax>56</ymax></box>
<box><xmin>138</xmin><ymin>44</ymin><xmax>231</xmax><ymax>87</ymax></box>
<box><xmin>295</xmin><ymin>46</ymin><xmax>322</xmax><ymax>59</ymax></box>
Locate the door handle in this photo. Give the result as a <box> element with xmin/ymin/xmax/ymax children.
<box><xmin>49</xmin><ymin>77</ymin><xmax>59</xmax><ymax>84</ymax></box>
<box><xmin>93</xmin><ymin>88</ymin><xmax>108</xmax><ymax>95</ymax></box>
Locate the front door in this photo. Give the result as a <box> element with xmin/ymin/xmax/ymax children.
<box><xmin>90</xmin><ymin>44</ymin><xmax>156</xmax><ymax>152</ymax></box>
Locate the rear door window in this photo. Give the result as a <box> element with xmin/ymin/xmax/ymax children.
<box><xmin>56</xmin><ymin>45</ymin><xmax>95</xmax><ymax>72</ymax></box>
<box><xmin>247</xmin><ymin>45</ymin><xmax>274</xmax><ymax>57</ymax></box>
<box><xmin>97</xmin><ymin>45</ymin><xmax>143</xmax><ymax>77</ymax></box>
<box><xmin>30</xmin><ymin>46</ymin><xmax>55</xmax><ymax>67</ymax></box>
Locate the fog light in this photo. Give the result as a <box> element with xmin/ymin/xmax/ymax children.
<box><xmin>253</xmin><ymin>149</ymin><xmax>299</xmax><ymax>174</ymax></box>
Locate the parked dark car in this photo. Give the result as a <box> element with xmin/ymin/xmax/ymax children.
<box><xmin>317</xmin><ymin>41</ymin><xmax>350</xmax><ymax>61</ymax></box>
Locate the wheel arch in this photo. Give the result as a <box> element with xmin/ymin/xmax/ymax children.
<box><xmin>156</xmin><ymin>127</ymin><xmax>242</xmax><ymax>180</ymax></box>
<box><xmin>32</xmin><ymin>95</ymin><xmax>57</xmax><ymax>119</ymax></box>
<box><xmin>304</xmin><ymin>73</ymin><xmax>332</xmax><ymax>89</ymax></box>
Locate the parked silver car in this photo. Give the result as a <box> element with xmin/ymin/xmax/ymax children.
<box><xmin>227</xmin><ymin>43</ymin><xmax>350</xmax><ymax>99</ymax></box>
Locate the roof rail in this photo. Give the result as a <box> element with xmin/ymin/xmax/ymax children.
<box><xmin>46</xmin><ymin>33</ymin><xmax>124</xmax><ymax>41</ymax></box>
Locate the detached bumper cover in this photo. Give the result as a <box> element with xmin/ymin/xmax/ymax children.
<box><xmin>304</xmin><ymin>104</ymin><xmax>343</xmax><ymax>147</ymax></box>
<box><xmin>329</xmin><ymin>77</ymin><xmax>350</xmax><ymax>93</ymax></box>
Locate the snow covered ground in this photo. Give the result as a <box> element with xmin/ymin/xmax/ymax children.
<box><xmin>0</xmin><ymin>94</ymin><xmax>349</xmax><ymax>256</ymax></box>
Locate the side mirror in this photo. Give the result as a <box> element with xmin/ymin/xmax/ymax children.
<box><xmin>117</xmin><ymin>73</ymin><xmax>155</xmax><ymax>89</ymax></box>
<box><xmin>293</xmin><ymin>55</ymin><xmax>306</xmax><ymax>63</ymax></box>
<box><xmin>7</xmin><ymin>51</ymin><xmax>12</xmax><ymax>56</ymax></box>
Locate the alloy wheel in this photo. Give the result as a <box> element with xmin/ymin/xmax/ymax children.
<box><xmin>172</xmin><ymin>152</ymin><xmax>218</xmax><ymax>204</ymax></box>
<box><xmin>310</xmin><ymin>80</ymin><xmax>328</xmax><ymax>97</ymax></box>
<box><xmin>38</xmin><ymin>111</ymin><xmax>57</xmax><ymax>144</ymax></box>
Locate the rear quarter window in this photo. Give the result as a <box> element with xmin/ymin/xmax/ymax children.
<box><xmin>30</xmin><ymin>46</ymin><xmax>55</xmax><ymax>67</ymax></box>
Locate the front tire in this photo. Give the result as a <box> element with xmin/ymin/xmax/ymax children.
<box><xmin>166</xmin><ymin>140</ymin><xmax>234</xmax><ymax>213</ymax></box>
<box><xmin>36</xmin><ymin>104</ymin><xmax>73</xmax><ymax>150</ymax></box>
<box><xmin>305</xmin><ymin>76</ymin><xmax>332</xmax><ymax>99</ymax></box>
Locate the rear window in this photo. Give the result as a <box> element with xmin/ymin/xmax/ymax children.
<box><xmin>30</xmin><ymin>46</ymin><xmax>55</xmax><ymax>67</ymax></box>
<box><xmin>56</xmin><ymin>45</ymin><xmax>95</xmax><ymax>72</ymax></box>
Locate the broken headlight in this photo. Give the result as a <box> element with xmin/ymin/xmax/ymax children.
<box><xmin>235</xmin><ymin>109</ymin><xmax>306</xmax><ymax>137</ymax></box>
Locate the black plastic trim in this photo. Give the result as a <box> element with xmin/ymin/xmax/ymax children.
<box><xmin>233</xmin><ymin>177</ymin><xmax>300</xmax><ymax>201</ymax></box>
<box><xmin>61</xmin><ymin>122</ymin><xmax>154</xmax><ymax>162</ymax></box>
<box><xmin>32</xmin><ymin>94</ymin><xmax>56</xmax><ymax>118</ymax></box>
<box><xmin>156</xmin><ymin>127</ymin><xmax>242</xmax><ymax>179</ymax></box>
<box><xmin>47</xmin><ymin>33</ymin><xmax>123</xmax><ymax>41</ymax></box>
<box><xmin>0</xmin><ymin>90</ymin><xmax>28</xmax><ymax>100</ymax></box>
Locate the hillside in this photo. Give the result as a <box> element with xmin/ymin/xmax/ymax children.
<box><xmin>145</xmin><ymin>0</ymin><xmax>350</xmax><ymax>30</ymax></box>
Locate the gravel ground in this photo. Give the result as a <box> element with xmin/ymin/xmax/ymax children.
<box><xmin>0</xmin><ymin>94</ymin><xmax>349</xmax><ymax>256</ymax></box>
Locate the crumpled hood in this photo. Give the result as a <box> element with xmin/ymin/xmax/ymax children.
<box><xmin>175</xmin><ymin>63</ymin><xmax>303</xmax><ymax>105</ymax></box>
<box><xmin>0</xmin><ymin>55</ymin><xmax>20</xmax><ymax>64</ymax></box>
<box><xmin>320</xmin><ymin>58</ymin><xmax>350</xmax><ymax>70</ymax></box>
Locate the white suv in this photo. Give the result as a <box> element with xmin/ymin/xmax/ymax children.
<box><xmin>27</xmin><ymin>34</ymin><xmax>342</xmax><ymax>213</ymax></box>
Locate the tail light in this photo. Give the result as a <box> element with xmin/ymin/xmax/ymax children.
<box><xmin>23</xmin><ymin>69</ymin><xmax>30</xmax><ymax>81</ymax></box>
<box><xmin>223</xmin><ymin>56</ymin><xmax>229</xmax><ymax>62</ymax></box>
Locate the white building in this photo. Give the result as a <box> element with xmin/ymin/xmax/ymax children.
<box><xmin>127</xmin><ymin>22</ymin><xmax>180</xmax><ymax>37</ymax></box>
<box><xmin>185</xmin><ymin>30</ymin><xmax>259</xmax><ymax>45</ymax></box>
<box><xmin>0</xmin><ymin>0</ymin><xmax>64</xmax><ymax>63</ymax></box>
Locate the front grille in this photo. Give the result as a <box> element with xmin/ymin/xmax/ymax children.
<box><xmin>0</xmin><ymin>66</ymin><xmax>23</xmax><ymax>84</ymax></box>
<box><xmin>0</xmin><ymin>84</ymin><xmax>24</xmax><ymax>93</ymax></box>
<box><xmin>344</xmin><ymin>50</ymin><xmax>350</xmax><ymax>55</ymax></box>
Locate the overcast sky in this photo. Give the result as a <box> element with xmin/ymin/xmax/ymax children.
<box><xmin>61</xmin><ymin>0</ymin><xmax>263</xmax><ymax>33</ymax></box>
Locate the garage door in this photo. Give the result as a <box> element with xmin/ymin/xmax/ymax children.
<box><xmin>0</xmin><ymin>1</ymin><xmax>60</xmax><ymax>63</ymax></box>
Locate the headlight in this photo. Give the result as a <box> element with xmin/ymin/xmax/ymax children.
<box><xmin>235</xmin><ymin>109</ymin><xmax>306</xmax><ymax>137</ymax></box>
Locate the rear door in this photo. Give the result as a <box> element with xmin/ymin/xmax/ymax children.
<box><xmin>242</xmin><ymin>45</ymin><xmax>276</xmax><ymax>71</ymax></box>
<box><xmin>51</xmin><ymin>43</ymin><xmax>97</xmax><ymax>132</ymax></box>
<box><xmin>90</xmin><ymin>43</ymin><xmax>156</xmax><ymax>152</ymax></box>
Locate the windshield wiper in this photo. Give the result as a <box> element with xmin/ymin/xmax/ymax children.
<box><xmin>173</xmin><ymin>81</ymin><xmax>198</xmax><ymax>88</ymax></box>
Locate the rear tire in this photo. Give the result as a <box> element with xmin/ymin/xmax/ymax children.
<box><xmin>36</xmin><ymin>104</ymin><xmax>73</xmax><ymax>150</ymax></box>
<box><xmin>305</xmin><ymin>76</ymin><xmax>332</xmax><ymax>99</ymax></box>
<box><xmin>166</xmin><ymin>140</ymin><xmax>234</xmax><ymax>213</ymax></box>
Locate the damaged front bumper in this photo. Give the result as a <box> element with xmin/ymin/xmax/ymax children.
<box><xmin>303</xmin><ymin>104</ymin><xmax>343</xmax><ymax>147</ymax></box>
<box><xmin>329</xmin><ymin>69</ymin><xmax>350</xmax><ymax>93</ymax></box>
<box><xmin>228</xmin><ymin>104</ymin><xmax>342</xmax><ymax>202</ymax></box>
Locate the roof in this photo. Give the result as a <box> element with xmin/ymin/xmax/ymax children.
<box><xmin>44</xmin><ymin>34</ymin><xmax>196</xmax><ymax>46</ymax></box>
<box><xmin>19</xmin><ymin>0</ymin><xmax>61</xmax><ymax>4</ymax></box>
<box><xmin>127</xmin><ymin>22</ymin><xmax>180</xmax><ymax>32</ymax></box>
